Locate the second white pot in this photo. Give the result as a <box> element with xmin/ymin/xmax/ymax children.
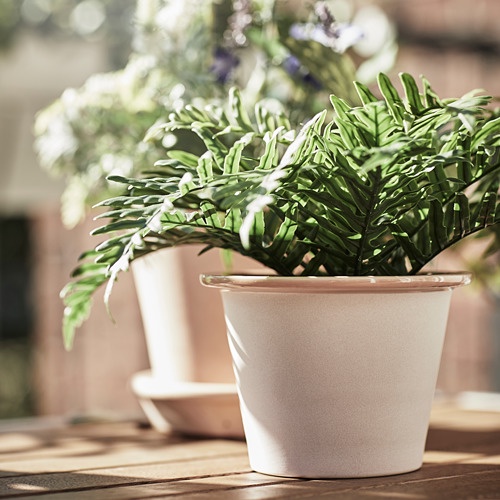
<box><xmin>130</xmin><ymin>246</ymin><xmax>243</xmax><ymax>437</ymax></box>
<box><xmin>202</xmin><ymin>274</ymin><xmax>470</xmax><ymax>478</ymax></box>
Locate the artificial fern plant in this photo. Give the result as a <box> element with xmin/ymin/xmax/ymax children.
<box><xmin>62</xmin><ymin>72</ymin><xmax>500</xmax><ymax>348</ymax></box>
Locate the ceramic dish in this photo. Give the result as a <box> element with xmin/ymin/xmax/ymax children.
<box><xmin>130</xmin><ymin>371</ymin><xmax>244</xmax><ymax>438</ymax></box>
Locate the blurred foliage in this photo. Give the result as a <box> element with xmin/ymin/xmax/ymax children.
<box><xmin>33</xmin><ymin>0</ymin><xmax>398</xmax><ymax>228</ymax></box>
<box><xmin>0</xmin><ymin>340</ymin><xmax>34</xmax><ymax>419</ymax></box>
<box><xmin>60</xmin><ymin>74</ymin><xmax>500</xmax><ymax>344</ymax></box>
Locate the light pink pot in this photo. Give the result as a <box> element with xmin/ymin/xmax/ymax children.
<box><xmin>201</xmin><ymin>274</ymin><xmax>470</xmax><ymax>478</ymax></box>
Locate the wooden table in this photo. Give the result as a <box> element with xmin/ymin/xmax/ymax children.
<box><xmin>0</xmin><ymin>403</ymin><xmax>499</xmax><ymax>499</ymax></box>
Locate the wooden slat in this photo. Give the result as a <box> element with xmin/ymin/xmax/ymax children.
<box><xmin>0</xmin><ymin>473</ymin><xmax>290</xmax><ymax>500</ymax></box>
<box><xmin>0</xmin><ymin>437</ymin><xmax>247</xmax><ymax>475</ymax></box>
<box><xmin>4</xmin><ymin>463</ymin><xmax>498</xmax><ymax>500</ymax></box>
<box><xmin>0</xmin><ymin>406</ymin><xmax>498</xmax><ymax>498</ymax></box>
<box><xmin>0</xmin><ymin>455</ymin><xmax>251</xmax><ymax>498</ymax></box>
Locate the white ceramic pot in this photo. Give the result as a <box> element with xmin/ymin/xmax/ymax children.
<box><xmin>130</xmin><ymin>247</ymin><xmax>261</xmax><ymax>438</ymax></box>
<box><xmin>132</xmin><ymin>247</ymin><xmax>234</xmax><ymax>384</ymax></box>
<box><xmin>130</xmin><ymin>246</ymin><xmax>243</xmax><ymax>437</ymax></box>
<box><xmin>201</xmin><ymin>274</ymin><xmax>470</xmax><ymax>478</ymax></box>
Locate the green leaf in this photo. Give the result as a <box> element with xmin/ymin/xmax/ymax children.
<box><xmin>223</xmin><ymin>207</ymin><xmax>243</xmax><ymax>233</ymax></box>
<box><xmin>200</xmin><ymin>200</ymin><xmax>222</xmax><ymax>228</ymax></box>
<box><xmin>229</xmin><ymin>87</ymin><xmax>254</xmax><ymax>131</ymax></box>
<box><xmin>377</xmin><ymin>73</ymin><xmax>405</xmax><ymax>123</ymax></box>
<box><xmin>268</xmin><ymin>214</ymin><xmax>297</xmax><ymax>257</ymax></box>
<box><xmin>354</xmin><ymin>81</ymin><xmax>379</xmax><ymax>105</ymax></box>
<box><xmin>91</xmin><ymin>220</ymin><xmax>147</xmax><ymax>235</ymax></box>
<box><xmin>197</xmin><ymin>152</ymin><xmax>214</xmax><ymax>183</ymax></box>
<box><xmin>429</xmin><ymin>199</ymin><xmax>448</xmax><ymax>248</ymax></box>
<box><xmin>400</xmin><ymin>72</ymin><xmax>425</xmax><ymax>114</ymax></box>
<box><xmin>283</xmin><ymin>38</ymin><xmax>359</xmax><ymax>104</ymax></box>
<box><xmin>223</xmin><ymin>133</ymin><xmax>255</xmax><ymax>174</ymax></box>
<box><xmin>60</xmin><ymin>74</ymin><xmax>500</xmax><ymax>348</ymax></box>
<box><xmin>168</xmin><ymin>150</ymin><xmax>200</xmax><ymax>167</ymax></box>
<box><xmin>421</xmin><ymin>76</ymin><xmax>442</xmax><ymax>107</ymax></box>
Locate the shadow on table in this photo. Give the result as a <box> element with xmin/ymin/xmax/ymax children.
<box><xmin>0</xmin><ymin>422</ymin><xmax>499</xmax><ymax>499</ymax></box>
<box><xmin>426</xmin><ymin>424</ymin><xmax>500</xmax><ymax>454</ymax></box>
<box><xmin>0</xmin><ymin>421</ymin><xmax>188</xmax><ymax>458</ymax></box>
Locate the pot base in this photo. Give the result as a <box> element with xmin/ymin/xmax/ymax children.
<box><xmin>251</xmin><ymin>464</ymin><xmax>422</xmax><ymax>480</ymax></box>
<box><xmin>130</xmin><ymin>371</ymin><xmax>244</xmax><ymax>438</ymax></box>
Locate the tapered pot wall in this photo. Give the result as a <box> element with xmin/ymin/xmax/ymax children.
<box><xmin>132</xmin><ymin>247</ymin><xmax>233</xmax><ymax>384</ymax></box>
<box><xmin>130</xmin><ymin>247</ymin><xmax>251</xmax><ymax>438</ymax></box>
<box><xmin>203</xmin><ymin>275</ymin><xmax>469</xmax><ymax>478</ymax></box>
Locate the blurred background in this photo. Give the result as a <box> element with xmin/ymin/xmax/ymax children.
<box><xmin>0</xmin><ymin>0</ymin><xmax>499</xmax><ymax>422</ymax></box>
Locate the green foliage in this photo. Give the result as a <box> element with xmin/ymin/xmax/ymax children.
<box><xmin>61</xmin><ymin>73</ymin><xmax>500</xmax><ymax>348</ymax></box>
<box><xmin>34</xmin><ymin>0</ymin><xmax>396</xmax><ymax>228</ymax></box>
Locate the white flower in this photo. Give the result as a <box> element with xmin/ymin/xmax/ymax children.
<box><xmin>34</xmin><ymin>115</ymin><xmax>78</xmax><ymax>169</ymax></box>
<box><xmin>155</xmin><ymin>0</ymin><xmax>206</xmax><ymax>39</ymax></box>
<box><xmin>83</xmin><ymin>73</ymin><xmax>120</xmax><ymax>102</ymax></box>
<box><xmin>100</xmin><ymin>154</ymin><xmax>134</xmax><ymax>176</ymax></box>
<box><xmin>290</xmin><ymin>22</ymin><xmax>363</xmax><ymax>53</ymax></box>
<box><xmin>136</xmin><ymin>0</ymin><xmax>161</xmax><ymax>25</ymax></box>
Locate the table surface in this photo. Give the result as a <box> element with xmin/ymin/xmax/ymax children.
<box><xmin>0</xmin><ymin>403</ymin><xmax>499</xmax><ymax>499</ymax></box>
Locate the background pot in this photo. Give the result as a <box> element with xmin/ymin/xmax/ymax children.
<box><xmin>202</xmin><ymin>274</ymin><xmax>471</xmax><ymax>478</ymax></box>
<box><xmin>130</xmin><ymin>246</ymin><xmax>245</xmax><ymax>437</ymax></box>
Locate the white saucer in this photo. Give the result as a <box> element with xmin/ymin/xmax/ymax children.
<box><xmin>130</xmin><ymin>371</ymin><xmax>244</xmax><ymax>438</ymax></box>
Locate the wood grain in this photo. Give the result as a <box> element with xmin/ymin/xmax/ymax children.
<box><xmin>0</xmin><ymin>404</ymin><xmax>499</xmax><ymax>499</ymax></box>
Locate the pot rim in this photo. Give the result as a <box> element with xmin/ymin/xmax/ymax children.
<box><xmin>200</xmin><ymin>272</ymin><xmax>472</xmax><ymax>293</ymax></box>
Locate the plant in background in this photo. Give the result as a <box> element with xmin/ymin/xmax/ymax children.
<box><xmin>61</xmin><ymin>73</ymin><xmax>500</xmax><ymax>348</ymax></box>
<box><xmin>33</xmin><ymin>0</ymin><xmax>396</xmax><ymax>227</ymax></box>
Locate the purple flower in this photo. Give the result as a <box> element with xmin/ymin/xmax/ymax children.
<box><xmin>283</xmin><ymin>55</ymin><xmax>301</xmax><ymax>75</ymax></box>
<box><xmin>283</xmin><ymin>55</ymin><xmax>322</xmax><ymax>90</ymax></box>
<box><xmin>210</xmin><ymin>47</ymin><xmax>240</xmax><ymax>84</ymax></box>
<box><xmin>290</xmin><ymin>2</ymin><xmax>363</xmax><ymax>54</ymax></box>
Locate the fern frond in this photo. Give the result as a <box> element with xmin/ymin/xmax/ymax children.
<box><xmin>61</xmin><ymin>73</ymin><xmax>500</xmax><ymax>345</ymax></box>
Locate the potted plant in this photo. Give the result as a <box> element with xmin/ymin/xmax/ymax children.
<box><xmin>61</xmin><ymin>73</ymin><xmax>499</xmax><ymax>477</ymax></box>
<box><xmin>36</xmin><ymin>0</ymin><xmax>397</xmax><ymax>436</ymax></box>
